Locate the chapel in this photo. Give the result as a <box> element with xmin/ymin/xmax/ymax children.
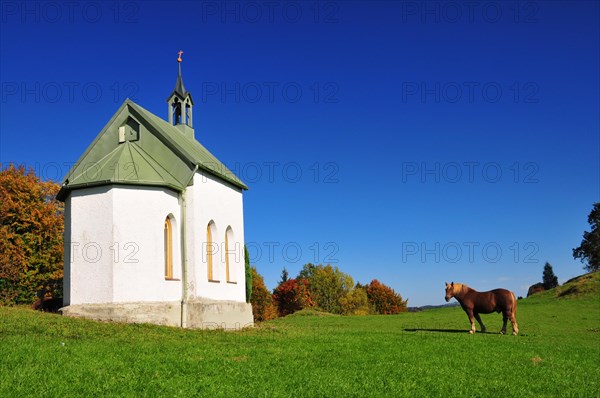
<box><xmin>57</xmin><ymin>53</ymin><xmax>252</xmax><ymax>329</ymax></box>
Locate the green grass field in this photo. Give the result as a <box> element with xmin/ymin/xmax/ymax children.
<box><xmin>1</xmin><ymin>273</ymin><xmax>599</xmax><ymax>397</ymax></box>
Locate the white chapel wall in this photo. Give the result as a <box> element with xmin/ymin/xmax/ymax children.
<box><xmin>187</xmin><ymin>171</ymin><xmax>246</xmax><ymax>302</ymax></box>
<box><xmin>65</xmin><ymin>185</ymin><xmax>182</xmax><ymax>305</ymax></box>
<box><xmin>65</xmin><ymin>186</ymin><xmax>115</xmax><ymax>305</ymax></box>
<box><xmin>111</xmin><ymin>186</ymin><xmax>182</xmax><ymax>303</ymax></box>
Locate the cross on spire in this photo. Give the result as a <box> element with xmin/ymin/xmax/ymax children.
<box><xmin>177</xmin><ymin>50</ymin><xmax>183</xmax><ymax>63</ymax></box>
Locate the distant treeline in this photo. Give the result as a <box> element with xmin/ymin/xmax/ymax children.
<box><xmin>250</xmin><ymin>263</ymin><xmax>408</xmax><ymax>321</ymax></box>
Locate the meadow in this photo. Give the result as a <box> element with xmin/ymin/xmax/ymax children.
<box><xmin>1</xmin><ymin>273</ymin><xmax>598</xmax><ymax>397</ymax></box>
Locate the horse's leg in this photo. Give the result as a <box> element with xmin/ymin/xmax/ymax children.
<box><xmin>474</xmin><ymin>313</ymin><xmax>486</xmax><ymax>333</ymax></box>
<box><xmin>510</xmin><ymin>312</ymin><xmax>519</xmax><ymax>335</ymax></box>
<box><xmin>465</xmin><ymin>309</ymin><xmax>476</xmax><ymax>334</ymax></box>
<box><xmin>510</xmin><ymin>294</ymin><xmax>519</xmax><ymax>335</ymax></box>
<box><xmin>500</xmin><ymin>313</ymin><xmax>508</xmax><ymax>334</ymax></box>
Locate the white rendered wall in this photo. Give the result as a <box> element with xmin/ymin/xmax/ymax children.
<box><xmin>65</xmin><ymin>185</ymin><xmax>182</xmax><ymax>305</ymax></box>
<box><xmin>186</xmin><ymin>171</ymin><xmax>246</xmax><ymax>302</ymax></box>
<box><xmin>64</xmin><ymin>186</ymin><xmax>115</xmax><ymax>305</ymax></box>
<box><xmin>111</xmin><ymin>186</ymin><xmax>182</xmax><ymax>303</ymax></box>
<box><xmin>63</xmin><ymin>196</ymin><xmax>71</xmax><ymax>305</ymax></box>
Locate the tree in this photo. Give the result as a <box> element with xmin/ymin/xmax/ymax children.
<box><xmin>542</xmin><ymin>262</ymin><xmax>559</xmax><ymax>290</ymax></box>
<box><xmin>0</xmin><ymin>164</ymin><xmax>64</xmax><ymax>304</ymax></box>
<box><xmin>573</xmin><ymin>203</ymin><xmax>600</xmax><ymax>272</ymax></box>
<box><xmin>297</xmin><ymin>263</ymin><xmax>317</xmax><ymax>280</ymax></box>
<box><xmin>250</xmin><ymin>266</ymin><xmax>277</xmax><ymax>321</ymax></box>
<box><xmin>308</xmin><ymin>264</ymin><xmax>354</xmax><ymax>314</ymax></box>
<box><xmin>245</xmin><ymin>245</ymin><xmax>252</xmax><ymax>303</ymax></box>
<box><xmin>365</xmin><ymin>279</ymin><xmax>408</xmax><ymax>315</ymax></box>
<box><xmin>340</xmin><ymin>285</ymin><xmax>371</xmax><ymax>315</ymax></box>
<box><xmin>279</xmin><ymin>267</ymin><xmax>289</xmax><ymax>284</ymax></box>
<box><xmin>272</xmin><ymin>278</ymin><xmax>313</xmax><ymax>317</ymax></box>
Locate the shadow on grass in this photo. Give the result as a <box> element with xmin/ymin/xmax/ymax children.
<box><xmin>404</xmin><ymin>328</ymin><xmax>498</xmax><ymax>334</ymax></box>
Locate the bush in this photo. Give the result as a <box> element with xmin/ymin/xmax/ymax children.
<box><xmin>527</xmin><ymin>282</ymin><xmax>545</xmax><ymax>297</ymax></box>
<box><xmin>366</xmin><ymin>279</ymin><xmax>408</xmax><ymax>315</ymax></box>
<box><xmin>0</xmin><ymin>164</ymin><xmax>64</xmax><ymax>304</ymax></box>
<box><xmin>250</xmin><ymin>267</ymin><xmax>277</xmax><ymax>322</ymax></box>
<box><xmin>272</xmin><ymin>278</ymin><xmax>313</xmax><ymax>317</ymax></box>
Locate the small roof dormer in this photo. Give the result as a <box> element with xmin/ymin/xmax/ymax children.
<box><xmin>167</xmin><ymin>50</ymin><xmax>195</xmax><ymax>139</ymax></box>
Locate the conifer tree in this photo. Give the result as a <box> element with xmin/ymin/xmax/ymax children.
<box><xmin>542</xmin><ymin>262</ymin><xmax>559</xmax><ymax>290</ymax></box>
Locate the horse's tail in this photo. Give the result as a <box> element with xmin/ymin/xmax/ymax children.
<box><xmin>511</xmin><ymin>291</ymin><xmax>517</xmax><ymax>315</ymax></box>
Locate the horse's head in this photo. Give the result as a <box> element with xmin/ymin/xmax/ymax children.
<box><xmin>445</xmin><ymin>282</ymin><xmax>455</xmax><ymax>302</ymax></box>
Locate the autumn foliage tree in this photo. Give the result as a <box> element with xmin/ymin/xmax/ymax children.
<box><xmin>340</xmin><ymin>285</ymin><xmax>371</xmax><ymax>315</ymax></box>
<box><xmin>300</xmin><ymin>264</ymin><xmax>354</xmax><ymax>314</ymax></box>
<box><xmin>272</xmin><ymin>278</ymin><xmax>313</xmax><ymax>317</ymax></box>
<box><xmin>366</xmin><ymin>279</ymin><xmax>408</xmax><ymax>315</ymax></box>
<box><xmin>0</xmin><ymin>164</ymin><xmax>64</xmax><ymax>304</ymax></box>
<box><xmin>250</xmin><ymin>266</ymin><xmax>277</xmax><ymax>321</ymax></box>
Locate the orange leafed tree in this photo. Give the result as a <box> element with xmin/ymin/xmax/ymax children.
<box><xmin>0</xmin><ymin>164</ymin><xmax>64</xmax><ymax>304</ymax></box>
<box><xmin>250</xmin><ymin>266</ymin><xmax>278</xmax><ymax>322</ymax></box>
<box><xmin>366</xmin><ymin>279</ymin><xmax>408</xmax><ymax>315</ymax></box>
<box><xmin>272</xmin><ymin>278</ymin><xmax>314</xmax><ymax>317</ymax></box>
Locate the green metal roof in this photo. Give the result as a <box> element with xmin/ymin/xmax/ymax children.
<box><xmin>57</xmin><ymin>99</ymin><xmax>247</xmax><ymax>201</ymax></box>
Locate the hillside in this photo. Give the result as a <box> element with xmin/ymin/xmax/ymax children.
<box><xmin>0</xmin><ymin>272</ymin><xmax>598</xmax><ymax>397</ymax></box>
<box><xmin>524</xmin><ymin>271</ymin><xmax>600</xmax><ymax>302</ymax></box>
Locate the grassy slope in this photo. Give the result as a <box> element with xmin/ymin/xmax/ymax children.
<box><xmin>1</xmin><ymin>273</ymin><xmax>598</xmax><ymax>397</ymax></box>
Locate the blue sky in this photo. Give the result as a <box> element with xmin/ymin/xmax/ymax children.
<box><xmin>1</xmin><ymin>1</ymin><xmax>598</xmax><ymax>306</ymax></box>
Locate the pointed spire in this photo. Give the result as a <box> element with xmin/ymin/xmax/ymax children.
<box><xmin>167</xmin><ymin>50</ymin><xmax>194</xmax><ymax>137</ymax></box>
<box><xmin>173</xmin><ymin>50</ymin><xmax>188</xmax><ymax>98</ymax></box>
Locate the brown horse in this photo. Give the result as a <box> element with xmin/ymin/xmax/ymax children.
<box><xmin>445</xmin><ymin>282</ymin><xmax>519</xmax><ymax>335</ymax></box>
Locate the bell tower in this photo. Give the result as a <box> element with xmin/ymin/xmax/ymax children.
<box><xmin>167</xmin><ymin>50</ymin><xmax>194</xmax><ymax>138</ymax></box>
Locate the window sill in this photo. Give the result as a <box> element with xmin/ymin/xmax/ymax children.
<box><xmin>165</xmin><ymin>278</ymin><xmax>180</xmax><ymax>281</ymax></box>
<box><xmin>208</xmin><ymin>279</ymin><xmax>220</xmax><ymax>283</ymax></box>
<box><xmin>227</xmin><ymin>281</ymin><xmax>237</xmax><ymax>284</ymax></box>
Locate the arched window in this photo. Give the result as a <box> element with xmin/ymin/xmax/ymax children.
<box><xmin>225</xmin><ymin>227</ymin><xmax>233</xmax><ymax>282</ymax></box>
<box><xmin>207</xmin><ymin>222</ymin><xmax>216</xmax><ymax>281</ymax></box>
<box><xmin>164</xmin><ymin>217</ymin><xmax>173</xmax><ymax>279</ymax></box>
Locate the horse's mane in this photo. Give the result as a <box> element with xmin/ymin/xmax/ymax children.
<box><xmin>452</xmin><ymin>283</ymin><xmax>470</xmax><ymax>297</ymax></box>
